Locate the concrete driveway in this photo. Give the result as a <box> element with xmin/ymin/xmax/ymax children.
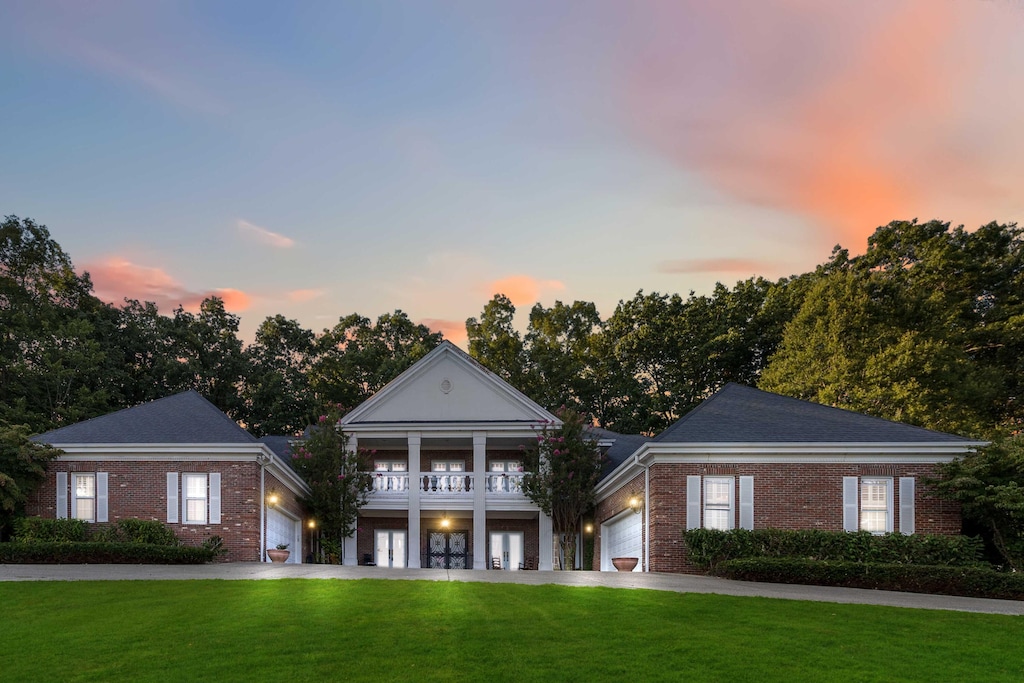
<box><xmin>1</xmin><ymin>563</ymin><xmax>1020</xmax><ymax>616</ymax></box>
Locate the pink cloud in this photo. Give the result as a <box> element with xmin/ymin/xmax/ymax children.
<box><xmin>615</xmin><ymin>1</ymin><xmax>1023</xmax><ymax>251</ymax></box>
<box><xmin>84</xmin><ymin>257</ymin><xmax>251</xmax><ymax>313</ymax></box>
<box><xmin>658</xmin><ymin>258</ymin><xmax>777</xmax><ymax>275</ymax></box>
<box><xmin>288</xmin><ymin>288</ymin><xmax>326</xmax><ymax>302</ymax></box>
<box><xmin>484</xmin><ymin>276</ymin><xmax>565</xmax><ymax>308</ymax></box>
<box><xmin>420</xmin><ymin>318</ymin><xmax>468</xmax><ymax>346</ymax></box>
<box><xmin>237</xmin><ymin>220</ymin><xmax>295</xmax><ymax>249</ymax></box>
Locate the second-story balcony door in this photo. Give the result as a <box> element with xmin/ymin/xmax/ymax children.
<box><xmin>375</xmin><ymin>530</ymin><xmax>406</xmax><ymax>568</ymax></box>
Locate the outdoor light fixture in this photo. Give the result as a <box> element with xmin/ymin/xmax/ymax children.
<box><xmin>440</xmin><ymin>514</ymin><xmax>450</xmax><ymax>529</ymax></box>
<box><xmin>307</xmin><ymin>519</ymin><xmax>316</xmax><ymax>529</ymax></box>
<box><xmin>585</xmin><ymin>523</ymin><xmax>593</xmax><ymax>534</ymax></box>
<box><xmin>628</xmin><ymin>496</ymin><xmax>642</xmax><ymax>514</ymax></box>
<box><xmin>267</xmin><ymin>493</ymin><xmax>280</xmax><ymax>509</ymax></box>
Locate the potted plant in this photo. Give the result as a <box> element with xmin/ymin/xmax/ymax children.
<box><xmin>611</xmin><ymin>557</ymin><xmax>638</xmax><ymax>572</ymax></box>
<box><xmin>267</xmin><ymin>543</ymin><xmax>290</xmax><ymax>563</ymax></box>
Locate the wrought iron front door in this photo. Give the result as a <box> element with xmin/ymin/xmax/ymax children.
<box><xmin>426</xmin><ymin>531</ymin><xmax>469</xmax><ymax>569</ymax></box>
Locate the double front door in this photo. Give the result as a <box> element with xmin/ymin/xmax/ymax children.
<box><xmin>490</xmin><ymin>531</ymin><xmax>524</xmax><ymax>571</ymax></box>
<box><xmin>426</xmin><ymin>531</ymin><xmax>469</xmax><ymax>569</ymax></box>
<box><xmin>376</xmin><ymin>530</ymin><xmax>406</xmax><ymax>568</ymax></box>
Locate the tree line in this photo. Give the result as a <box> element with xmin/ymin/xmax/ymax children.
<box><xmin>3</xmin><ymin>214</ymin><xmax>1023</xmax><ymax>441</ymax></box>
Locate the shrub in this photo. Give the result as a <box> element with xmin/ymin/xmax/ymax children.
<box><xmin>202</xmin><ymin>535</ymin><xmax>226</xmax><ymax>556</ymax></box>
<box><xmin>13</xmin><ymin>517</ymin><xmax>88</xmax><ymax>543</ymax></box>
<box><xmin>0</xmin><ymin>541</ymin><xmax>216</xmax><ymax>564</ymax></box>
<box><xmin>94</xmin><ymin>519</ymin><xmax>180</xmax><ymax>546</ymax></box>
<box><xmin>683</xmin><ymin>528</ymin><xmax>985</xmax><ymax>570</ymax></box>
<box><xmin>711</xmin><ymin>557</ymin><xmax>1024</xmax><ymax>601</ymax></box>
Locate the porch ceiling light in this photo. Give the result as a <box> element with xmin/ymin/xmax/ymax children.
<box><xmin>440</xmin><ymin>514</ymin><xmax>450</xmax><ymax>529</ymax></box>
<box><xmin>628</xmin><ymin>496</ymin><xmax>642</xmax><ymax>514</ymax></box>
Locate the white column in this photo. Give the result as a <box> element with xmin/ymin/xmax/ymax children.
<box><xmin>408</xmin><ymin>432</ymin><xmax>421</xmax><ymax>568</ymax></box>
<box><xmin>472</xmin><ymin>432</ymin><xmax>487</xmax><ymax>570</ymax></box>
<box><xmin>538</xmin><ymin>511</ymin><xmax>554</xmax><ymax>571</ymax></box>
<box><xmin>342</xmin><ymin>434</ymin><xmax>359</xmax><ymax>566</ymax></box>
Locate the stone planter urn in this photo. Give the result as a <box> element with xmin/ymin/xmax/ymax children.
<box><xmin>267</xmin><ymin>548</ymin><xmax>290</xmax><ymax>563</ymax></box>
<box><xmin>612</xmin><ymin>557</ymin><xmax>638</xmax><ymax>572</ymax></box>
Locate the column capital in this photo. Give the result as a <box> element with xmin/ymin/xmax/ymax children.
<box><xmin>407</xmin><ymin>432</ymin><xmax>421</xmax><ymax>447</ymax></box>
<box><xmin>473</xmin><ymin>432</ymin><xmax>487</xmax><ymax>447</ymax></box>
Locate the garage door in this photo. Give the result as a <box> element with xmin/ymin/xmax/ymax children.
<box><xmin>267</xmin><ymin>508</ymin><xmax>300</xmax><ymax>563</ymax></box>
<box><xmin>602</xmin><ymin>512</ymin><xmax>642</xmax><ymax>572</ymax></box>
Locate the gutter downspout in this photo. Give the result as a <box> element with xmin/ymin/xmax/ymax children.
<box><xmin>259</xmin><ymin>454</ymin><xmax>267</xmax><ymax>563</ymax></box>
<box><xmin>633</xmin><ymin>453</ymin><xmax>650</xmax><ymax>573</ymax></box>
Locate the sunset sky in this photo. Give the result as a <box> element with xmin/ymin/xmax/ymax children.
<box><xmin>3</xmin><ymin>1</ymin><xmax>1023</xmax><ymax>343</ymax></box>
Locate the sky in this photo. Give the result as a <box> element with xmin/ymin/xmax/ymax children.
<box><xmin>3</xmin><ymin>0</ymin><xmax>1023</xmax><ymax>344</ymax></box>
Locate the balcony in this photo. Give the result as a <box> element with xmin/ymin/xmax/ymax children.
<box><xmin>366</xmin><ymin>472</ymin><xmax>526</xmax><ymax>496</ymax></box>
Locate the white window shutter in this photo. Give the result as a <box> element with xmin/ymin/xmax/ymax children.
<box><xmin>56</xmin><ymin>472</ymin><xmax>68</xmax><ymax>519</ymax></box>
<box><xmin>96</xmin><ymin>472</ymin><xmax>109</xmax><ymax>523</ymax></box>
<box><xmin>842</xmin><ymin>476</ymin><xmax>859</xmax><ymax>532</ymax></box>
<box><xmin>209</xmin><ymin>473</ymin><xmax>221</xmax><ymax>524</ymax></box>
<box><xmin>686</xmin><ymin>475</ymin><xmax>702</xmax><ymax>530</ymax></box>
<box><xmin>739</xmin><ymin>476</ymin><xmax>754</xmax><ymax>530</ymax></box>
<box><xmin>899</xmin><ymin>477</ymin><xmax>915</xmax><ymax>535</ymax></box>
<box><xmin>725</xmin><ymin>478</ymin><xmax>736</xmax><ymax>530</ymax></box>
<box><xmin>167</xmin><ymin>473</ymin><xmax>179</xmax><ymax>523</ymax></box>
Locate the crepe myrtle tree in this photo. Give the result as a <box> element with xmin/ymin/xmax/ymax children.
<box><xmin>521</xmin><ymin>408</ymin><xmax>605</xmax><ymax>570</ymax></box>
<box><xmin>289</xmin><ymin>405</ymin><xmax>372</xmax><ymax>563</ymax></box>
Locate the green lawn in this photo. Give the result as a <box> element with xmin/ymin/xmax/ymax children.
<box><xmin>1</xmin><ymin>579</ymin><xmax>1020</xmax><ymax>682</ymax></box>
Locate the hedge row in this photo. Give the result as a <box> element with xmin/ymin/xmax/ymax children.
<box><xmin>0</xmin><ymin>541</ymin><xmax>217</xmax><ymax>564</ymax></box>
<box><xmin>12</xmin><ymin>517</ymin><xmax>88</xmax><ymax>542</ymax></box>
<box><xmin>683</xmin><ymin>528</ymin><xmax>985</xmax><ymax>570</ymax></box>
<box><xmin>712</xmin><ymin>558</ymin><xmax>1024</xmax><ymax>601</ymax></box>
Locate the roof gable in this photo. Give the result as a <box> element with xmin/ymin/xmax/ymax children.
<box><xmin>654</xmin><ymin>383</ymin><xmax>975</xmax><ymax>444</ymax></box>
<box><xmin>342</xmin><ymin>341</ymin><xmax>557</xmax><ymax>425</ymax></box>
<box><xmin>34</xmin><ymin>391</ymin><xmax>257</xmax><ymax>445</ymax></box>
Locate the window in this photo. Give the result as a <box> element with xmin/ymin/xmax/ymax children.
<box><xmin>57</xmin><ymin>472</ymin><xmax>107</xmax><ymax>522</ymax></box>
<box><xmin>860</xmin><ymin>478</ymin><xmax>892</xmax><ymax>534</ymax></box>
<box><xmin>703</xmin><ymin>477</ymin><xmax>733</xmax><ymax>530</ymax></box>
<box><xmin>843</xmin><ymin>476</ymin><xmax>899</xmax><ymax>534</ymax></box>
<box><xmin>687</xmin><ymin>475</ymin><xmax>754</xmax><ymax>531</ymax></box>
<box><xmin>183</xmin><ymin>474</ymin><xmax>208</xmax><ymax>524</ymax></box>
<box><xmin>374</xmin><ymin>461</ymin><xmax>407</xmax><ymax>472</ymax></box>
<box><xmin>72</xmin><ymin>473</ymin><xmax>96</xmax><ymax>522</ymax></box>
<box><xmin>166</xmin><ymin>472</ymin><xmax>220</xmax><ymax>525</ymax></box>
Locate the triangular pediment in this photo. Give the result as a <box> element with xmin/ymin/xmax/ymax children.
<box><xmin>342</xmin><ymin>341</ymin><xmax>556</xmax><ymax>425</ymax></box>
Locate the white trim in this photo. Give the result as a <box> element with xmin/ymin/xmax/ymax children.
<box><xmin>340</xmin><ymin>424</ymin><xmax>549</xmax><ymax>436</ymax></box>
<box><xmin>47</xmin><ymin>444</ymin><xmax>308</xmax><ymax>496</ymax></box>
<box><xmin>595</xmin><ymin>442</ymin><xmax>980</xmax><ymax>500</ymax></box>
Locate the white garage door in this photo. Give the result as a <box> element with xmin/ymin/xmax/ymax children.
<box><xmin>602</xmin><ymin>512</ymin><xmax>642</xmax><ymax>572</ymax></box>
<box><xmin>267</xmin><ymin>508</ymin><xmax>300</xmax><ymax>563</ymax></box>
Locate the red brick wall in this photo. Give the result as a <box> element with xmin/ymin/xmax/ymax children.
<box><xmin>26</xmin><ymin>459</ymin><xmax>306</xmax><ymax>563</ymax></box>
<box><xmin>596</xmin><ymin>462</ymin><xmax>961</xmax><ymax>574</ymax></box>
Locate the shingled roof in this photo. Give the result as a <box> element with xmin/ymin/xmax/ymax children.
<box><xmin>34</xmin><ymin>391</ymin><xmax>257</xmax><ymax>445</ymax></box>
<box><xmin>654</xmin><ymin>383</ymin><xmax>975</xmax><ymax>444</ymax></box>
